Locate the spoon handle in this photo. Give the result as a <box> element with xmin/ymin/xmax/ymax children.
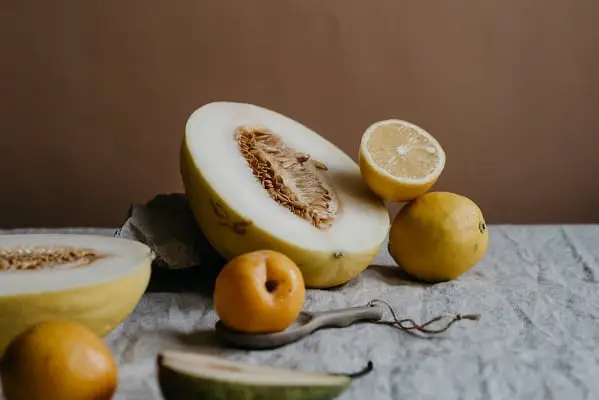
<box><xmin>309</xmin><ymin>304</ymin><xmax>385</xmax><ymax>329</ymax></box>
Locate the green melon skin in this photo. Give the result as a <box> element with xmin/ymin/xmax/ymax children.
<box><xmin>157</xmin><ymin>363</ymin><xmax>351</xmax><ymax>400</ymax></box>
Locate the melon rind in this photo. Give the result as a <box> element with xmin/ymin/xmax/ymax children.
<box><xmin>180</xmin><ymin>101</ymin><xmax>390</xmax><ymax>289</ymax></box>
<box><xmin>157</xmin><ymin>350</ymin><xmax>351</xmax><ymax>400</ymax></box>
<box><xmin>0</xmin><ymin>234</ymin><xmax>152</xmax><ymax>353</ymax></box>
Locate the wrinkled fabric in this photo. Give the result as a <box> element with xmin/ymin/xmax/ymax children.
<box><xmin>1</xmin><ymin>225</ymin><xmax>599</xmax><ymax>400</ymax></box>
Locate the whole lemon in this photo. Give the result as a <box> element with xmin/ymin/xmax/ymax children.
<box><xmin>0</xmin><ymin>320</ymin><xmax>118</xmax><ymax>400</ymax></box>
<box><xmin>389</xmin><ymin>191</ymin><xmax>488</xmax><ymax>282</ymax></box>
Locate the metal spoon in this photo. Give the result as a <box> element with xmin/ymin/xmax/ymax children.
<box><xmin>214</xmin><ymin>303</ymin><xmax>385</xmax><ymax>350</ymax></box>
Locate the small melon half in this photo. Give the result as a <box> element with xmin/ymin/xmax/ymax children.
<box><xmin>181</xmin><ymin>102</ymin><xmax>390</xmax><ymax>288</ymax></box>
<box><xmin>157</xmin><ymin>350</ymin><xmax>352</xmax><ymax>400</ymax></box>
<box><xmin>0</xmin><ymin>234</ymin><xmax>152</xmax><ymax>353</ymax></box>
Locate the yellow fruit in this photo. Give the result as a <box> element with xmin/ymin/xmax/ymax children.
<box><xmin>0</xmin><ymin>320</ymin><xmax>118</xmax><ymax>400</ymax></box>
<box><xmin>213</xmin><ymin>250</ymin><xmax>306</xmax><ymax>333</ymax></box>
<box><xmin>389</xmin><ymin>192</ymin><xmax>488</xmax><ymax>282</ymax></box>
<box><xmin>358</xmin><ymin>119</ymin><xmax>446</xmax><ymax>202</ymax></box>
<box><xmin>181</xmin><ymin>101</ymin><xmax>390</xmax><ymax>289</ymax></box>
<box><xmin>0</xmin><ymin>233</ymin><xmax>152</xmax><ymax>354</ymax></box>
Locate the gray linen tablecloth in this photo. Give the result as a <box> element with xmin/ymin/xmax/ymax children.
<box><xmin>1</xmin><ymin>225</ymin><xmax>599</xmax><ymax>400</ymax></box>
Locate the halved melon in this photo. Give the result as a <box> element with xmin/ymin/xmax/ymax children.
<box><xmin>0</xmin><ymin>233</ymin><xmax>152</xmax><ymax>353</ymax></box>
<box><xmin>157</xmin><ymin>350</ymin><xmax>352</xmax><ymax>400</ymax></box>
<box><xmin>181</xmin><ymin>102</ymin><xmax>390</xmax><ymax>288</ymax></box>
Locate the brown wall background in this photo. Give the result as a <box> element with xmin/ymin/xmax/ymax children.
<box><xmin>1</xmin><ymin>0</ymin><xmax>598</xmax><ymax>228</ymax></box>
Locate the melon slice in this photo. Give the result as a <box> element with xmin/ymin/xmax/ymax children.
<box><xmin>181</xmin><ymin>101</ymin><xmax>390</xmax><ymax>288</ymax></box>
<box><xmin>157</xmin><ymin>350</ymin><xmax>353</xmax><ymax>400</ymax></box>
<box><xmin>0</xmin><ymin>233</ymin><xmax>152</xmax><ymax>353</ymax></box>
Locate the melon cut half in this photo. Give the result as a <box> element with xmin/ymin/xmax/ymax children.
<box><xmin>181</xmin><ymin>101</ymin><xmax>391</xmax><ymax>288</ymax></box>
<box><xmin>157</xmin><ymin>350</ymin><xmax>352</xmax><ymax>400</ymax></box>
<box><xmin>0</xmin><ymin>233</ymin><xmax>152</xmax><ymax>353</ymax></box>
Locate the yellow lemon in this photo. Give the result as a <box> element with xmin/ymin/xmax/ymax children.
<box><xmin>389</xmin><ymin>191</ymin><xmax>488</xmax><ymax>282</ymax></box>
<box><xmin>358</xmin><ymin>119</ymin><xmax>446</xmax><ymax>202</ymax></box>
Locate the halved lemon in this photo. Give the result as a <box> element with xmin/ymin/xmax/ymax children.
<box><xmin>358</xmin><ymin>119</ymin><xmax>446</xmax><ymax>202</ymax></box>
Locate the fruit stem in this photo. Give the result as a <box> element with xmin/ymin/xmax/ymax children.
<box><xmin>368</xmin><ymin>299</ymin><xmax>480</xmax><ymax>335</ymax></box>
<box><xmin>265</xmin><ymin>280</ymin><xmax>279</xmax><ymax>293</ymax></box>
<box><xmin>335</xmin><ymin>361</ymin><xmax>374</xmax><ymax>379</ymax></box>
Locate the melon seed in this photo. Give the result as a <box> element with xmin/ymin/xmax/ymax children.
<box><xmin>0</xmin><ymin>246</ymin><xmax>101</xmax><ymax>270</ymax></box>
<box><xmin>235</xmin><ymin>126</ymin><xmax>338</xmax><ymax>230</ymax></box>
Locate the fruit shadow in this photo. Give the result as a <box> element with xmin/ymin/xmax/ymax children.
<box><xmin>170</xmin><ymin>329</ymin><xmax>235</xmax><ymax>355</ymax></box>
<box><xmin>145</xmin><ymin>266</ymin><xmax>221</xmax><ymax>297</ymax></box>
<box><xmin>115</xmin><ymin>327</ymin><xmax>232</xmax><ymax>363</ymax></box>
<box><xmin>368</xmin><ymin>264</ymin><xmax>429</xmax><ymax>286</ymax></box>
<box><xmin>318</xmin><ymin>264</ymin><xmax>434</xmax><ymax>293</ymax></box>
<box><xmin>144</xmin><ymin>258</ymin><xmax>432</xmax><ymax>299</ymax></box>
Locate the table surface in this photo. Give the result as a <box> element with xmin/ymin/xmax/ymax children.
<box><xmin>1</xmin><ymin>225</ymin><xmax>599</xmax><ymax>400</ymax></box>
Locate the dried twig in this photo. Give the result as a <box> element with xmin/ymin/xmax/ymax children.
<box><xmin>367</xmin><ymin>299</ymin><xmax>480</xmax><ymax>335</ymax></box>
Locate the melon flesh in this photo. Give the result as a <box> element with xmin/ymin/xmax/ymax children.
<box><xmin>181</xmin><ymin>101</ymin><xmax>390</xmax><ymax>288</ymax></box>
<box><xmin>158</xmin><ymin>350</ymin><xmax>351</xmax><ymax>400</ymax></box>
<box><xmin>0</xmin><ymin>234</ymin><xmax>152</xmax><ymax>353</ymax></box>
